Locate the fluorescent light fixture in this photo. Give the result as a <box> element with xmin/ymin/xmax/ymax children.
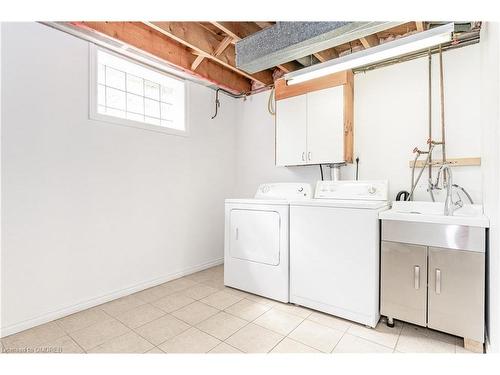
<box><xmin>285</xmin><ymin>23</ymin><xmax>454</xmax><ymax>85</ymax></box>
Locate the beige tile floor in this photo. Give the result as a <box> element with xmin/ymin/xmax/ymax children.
<box><xmin>1</xmin><ymin>265</ymin><xmax>480</xmax><ymax>354</ymax></box>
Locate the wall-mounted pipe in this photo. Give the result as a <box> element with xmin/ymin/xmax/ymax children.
<box><xmin>428</xmin><ymin>49</ymin><xmax>433</xmax><ymax>196</ymax></box>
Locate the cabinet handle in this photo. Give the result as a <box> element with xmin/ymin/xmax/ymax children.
<box><xmin>308</xmin><ymin>152</ymin><xmax>312</xmax><ymax>161</ymax></box>
<box><xmin>435</xmin><ymin>269</ymin><xmax>441</xmax><ymax>294</ymax></box>
<box><xmin>414</xmin><ymin>266</ymin><xmax>420</xmax><ymax>289</ymax></box>
<box><xmin>235</xmin><ymin>228</ymin><xmax>239</xmax><ymax>240</ymax></box>
<box><xmin>301</xmin><ymin>152</ymin><xmax>306</xmax><ymax>162</ymax></box>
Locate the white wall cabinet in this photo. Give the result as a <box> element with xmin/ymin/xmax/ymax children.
<box><xmin>275</xmin><ymin>94</ymin><xmax>307</xmax><ymax>166</ymax></box>
<box><xmin>275</xmin><ymin>85</ymin><xmax>345</xmax><ymax>166</ymax></box>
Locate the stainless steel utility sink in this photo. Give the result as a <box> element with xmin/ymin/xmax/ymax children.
<box><xmin>379</xmin><ymin>201</ymin><xmax>489</xmax><ymax>228</ymax></box>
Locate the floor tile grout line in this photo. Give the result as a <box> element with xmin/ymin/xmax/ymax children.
<box><xmin>284</xmin><ymin>319</ymin><xmax>334</xmax><ymax>353</ymax></box>
<box><xmin>132</xmin><ymin>300</ymin><xmax>228</xmax><ymax>348</ymax></box>
<box><xmin>155</xmin><ymin>326</ymin><xmax>223</xmax><ymax>353</ymax></box>
<box><xmin>252</xmin><ymin>311</ymin><xmax>307</xmax><ymax>338</ymax></box>
<box><xmin>280</xmin><ymin>336</ymin><xmax>323</xmax><ymax>353</ymax></box>
<box><xmin>346</xmin><ymin>322</ymin><xmax>402</xmax><ymax>351</ymax></box>
<box><xmin>66</xmin><ymin>334</ymin><xmax>88</xmax><ymax>354</ymax></box>
<box><xmin>392</xmin><ymin>320</ymin><xmax>404</xmax><ymax>353</ymax></box>
<box><xmin>131</xmin><ymin>316</ymin><xmax>191</xmax><ymax>348</ymax></box>
<box><xmin>330</xmin><ymin>328</ymin><xmax>348</xmax><ymax>353</ymax></box>
<box><xmin>83</xmin><ymin>329</ymin><xmax>137</xmax><ymax>353</ymax></box>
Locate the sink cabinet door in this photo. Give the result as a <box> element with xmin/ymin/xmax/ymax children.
<box><xmin>428</xmin><ymin>247</ymin><xmax>485</xmax><ymax>342</ymax></box>
<box><xmin>381</xmin><ymin>241</ymin><xmax>427</xmax><ymax>326</ymax></box>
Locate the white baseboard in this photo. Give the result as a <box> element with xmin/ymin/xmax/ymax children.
<box><xmin>0</xmin><ymin>258</ymin><xmax>223</xmax><ymax>338</ymax></box>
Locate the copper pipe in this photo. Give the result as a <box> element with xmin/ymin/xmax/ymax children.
<box><xmin>439</xmin><ymin>44</ymin><xmax>446</xmax><ymax>165</ymax></box>
<box><xmin>428</xmin><ymin>49</ymin><xmax>433</xmax><ymax>184</ymax></box>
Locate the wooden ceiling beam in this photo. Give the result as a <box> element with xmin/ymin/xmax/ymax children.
<box><xmin>145</xmin><ymin>21</ymin><xmax>273</xmax><ymax>85</ymax></box>
<box><xmin>210</xmin><ymin>21</ymin><xmax>261</xmax><ymax>41</ymax></box>
<box><xmin>360</xmin><ymin>34</ymin><xmax>380</xmax><ymax>48</ymax></box>
<box><xmin>254</xmin><ymin>22</ymin><xmax>274</xmax><ymax>29</ymax></box>
<box><xmin>276</xmin><ymin>61</ymin><xmax>303</xmax><ymax>73</ymax></box>
<box><xmin>190</xmin><ymin>55</ymin><xmax>205</xmax><ymax>70</ymax></box>
<box><xmin>191</xmin><ymin>35</ymin><xmax>232</xmax><ymax>70</ymax></box>
<box><xmin>77</xmin><ymin>22</ymin><xmax>251</xmax><ymax>93</ymax></box>
<box><xmin>313</xmin><ymin>48</ymin><xmax>339</xmax><ymax>63</ymax></box>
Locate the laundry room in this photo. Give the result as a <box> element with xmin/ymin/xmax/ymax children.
<box><xmin>1</xmin><ymin>2</ymin><xmax>500</xmax><ymax>374</ymax></box>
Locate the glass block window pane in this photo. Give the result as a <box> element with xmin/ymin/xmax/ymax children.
<box><xmin>127</xmin><ymin>74</ymin><xmax>143</xmax><ymax>96</ymax></box>
<box><xmin>144</xmin><ymin>80</ymin><xmax>160</xmax><ymax>100</ymax></box>
<box><xmin>106</xmin><ymin>87</ymin><xmax>126</xmax><ymax>111</ymax></box>
<box><xmin>145</xmin><ymin>98</ymin><xmax>160</xmax><ymax>118</ymax></box>
<box><xmin>95</xmin><ymin>49</ymin><xmax>185</xmax><ymax>132</ymax></box>
<box><xmin>161</xmin><ymin>85</ymin><xmax>174</xmax><ymax>103</ymax></box>
<box><xmin>127</xmin><ymin>93</ymin><xmax>144</xmax><ymax>115</ymax></box>
<box><xmin>105</xmin><ymin>66</ymin><xmax>125</xmax><ymax>90</ymax></box>
<box><xmin>161</xmin><ymin>102</ymin><xmax>172</xmax><ymax>120</ymax></box>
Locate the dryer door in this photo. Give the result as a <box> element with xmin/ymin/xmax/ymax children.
<box><xmin>229</xmin><ymin>209</ymin><xmax>281</xmax><ymax>266</ymax></box>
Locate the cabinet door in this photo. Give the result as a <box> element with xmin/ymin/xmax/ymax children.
<box><xmin>275</xmin><ymin>95</ymin><xmax>307</xmax><ymax>166</ymax></box>
<box><xmin>380</xmin><ymin>241</ymin><xmax>427</xmax><ymax>326</ymax></box>
<box><xmin>428</xmin><ymin>247</ymin><xmax>485</xmax><ymax>342</ymax></box>
<box><xmin>306</xmin><ymin>86</ymin><xmax>344</xmax><ymax>164</ymax></box>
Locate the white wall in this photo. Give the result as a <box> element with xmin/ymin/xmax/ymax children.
<box><xmin>0</xmin><ymin>23</ymin><xmax>238</xmax><ymax>336</ymax></box>
<box><xmin>480</xmin><ymin>22</ymin><xmax>500</xmax><ymax>353</ymax></box>
<box><xmin>235</xmin><ymin>44</ymin><xmax>483</xmax><ymax>203</ymax></box>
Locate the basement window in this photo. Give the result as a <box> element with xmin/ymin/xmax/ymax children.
<box><xmin>90</xmin><ymin>46</ymin><xmax>186</xmax><ymax>135</ymax></box>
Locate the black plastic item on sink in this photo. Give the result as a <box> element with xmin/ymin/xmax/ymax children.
<box><xmin>395</xmin><ymin>190</ymin><xmax>410</xmax><ymax>201</ymax></box>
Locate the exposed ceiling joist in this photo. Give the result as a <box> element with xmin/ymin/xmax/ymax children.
<box><xmin>210</xmin><ymin>21</ymin><xmax>260</xmax><ymax>41</ymax></box>
<box><xmin>236</xmin><ymin>21</ymin><xmax>405</xmax><ymax>73</ymax></box>
<box><xmin>144</xmin><ymin>21</ymin><xmax>273</xmax><ymax>86</ymax></box>
<box><xmin>77</xmin><ymin>22</ymin><xmax>251</xmax><ymax>93</ymax></box>
<box><xmin>416</xmin><ymin>22</ymin><xmax>425</xmax><ymax>32</ymax></box>
<box><xmin>360</xmin><ymin>34</ymin><xmax>380</xmax><ymax>48</ymax></box>
<box><xmin>190</xmin><ymin>55</ymin><xmax>205</xmax><ymax>70</ymax></box>
<box><xmin>255</xmin><ymin>22</ymin><xmax>274</xmax><ymax>29</ymax></box>
<box><xmin>191</xmin><ymin>35</ymin><xmax>232</xmax><ymax>70</ymax></box>
<box><xmin>313</xmin><ymin>48</ymin><xmax>339</xmax><ymax>63</ymax></box>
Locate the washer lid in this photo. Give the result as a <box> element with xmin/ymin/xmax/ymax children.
<box><xmin>290</xmin><ymin>199</ymin><xmax>389</xmax><ymax>209</ymax></box>
<box><xmin>314</xmin><ymin>180</ymin><xmax>389</xmax><ymax>201</ymax></box>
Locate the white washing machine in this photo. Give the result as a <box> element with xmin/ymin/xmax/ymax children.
<box><xmin>289</xmin><ymin>180</ymin><xmax>389</xmax><ymax>327</ymax></box>
<box><xmin>224</xmin><ymin>183</ymin><xmax>312</xmax><ymax>302</ymax></box>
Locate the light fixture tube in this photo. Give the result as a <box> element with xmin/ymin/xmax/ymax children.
<box><xmin>285</xmin><ymin>23</ymin><xmax>454</xmax><ymax>85</ymax></box>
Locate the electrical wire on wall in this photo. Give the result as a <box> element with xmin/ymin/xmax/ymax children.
<box><xmin>211</xmin><ymin>84</ymin><xmax>274</xmax><ymax>120</ymax></box>
<box><xmin>268</xmin><ymin>87</ymin><xmax>276</xmax><ymax>115</ymax></box>
<box><xmin>355</xmin><ymin>157</ymin><xmax>360</xmax><ymax>180</ymax></box>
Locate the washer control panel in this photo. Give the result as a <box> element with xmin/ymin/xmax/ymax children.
<box><xmin>315</xmin><ymin>180</ymin><xmax>389</xmax><ymax>201</ymax></box>
<box><xmin>255</xmin><ymin>183</ymin><xmax>312</xmax><ymax>200</ymax></box>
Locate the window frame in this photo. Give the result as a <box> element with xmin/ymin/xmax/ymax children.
<box><xmin>89</xmin><ymin>44</ymin><xmax>189</xmax><ymax>137</ymax></box>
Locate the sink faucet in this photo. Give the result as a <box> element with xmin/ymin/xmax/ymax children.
<box><xmin>429</xmin><ymin>165</ymin><xmax>459</xmax><ymax>216</ymax></box>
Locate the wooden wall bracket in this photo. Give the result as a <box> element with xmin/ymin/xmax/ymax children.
<box><xmin>409</xmin><ymin>157</ymin><xmax>481</xmax><ymax>168</ymax></box>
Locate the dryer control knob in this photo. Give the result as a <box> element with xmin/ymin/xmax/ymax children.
<box><xmin>368</xmin><ymin>186</ymin><xmax>377</xmax><ymax>195</ymax></box>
